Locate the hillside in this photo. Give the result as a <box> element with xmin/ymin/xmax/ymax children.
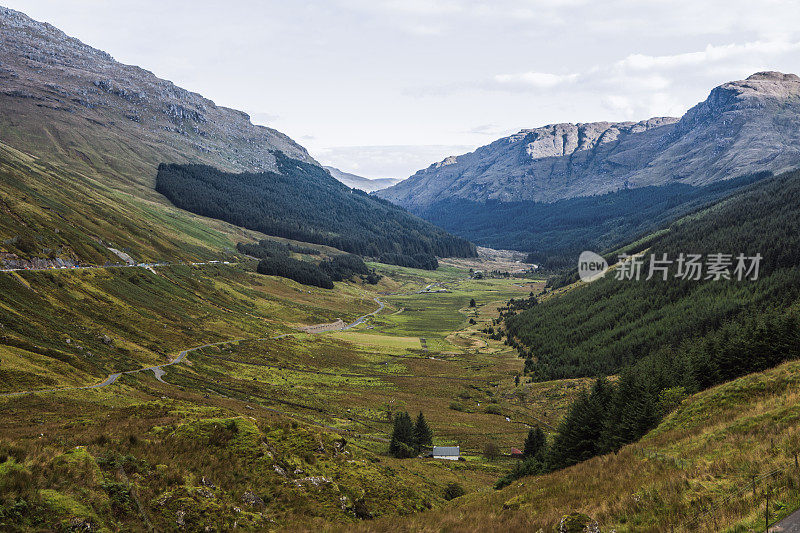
<box><xmin>377</xmin><ymin>72</ymin><xmax>800</xmax><ymax>261</ymax></box>
<box><xmin>324</xmin><ymin>167</ymin><xmax>402</xmax><ymax>193</ymax></box>
<box><xmin>0</xmin><ymin>6</ymin><xmax>473</xmax><ymax>269</ymax></box>
<box><xmin>503</xmin><ymin>168</ymin><xmax>800</xmax><ymax>382</ymax></box>
<box><xmin>0</xmin><ymin>6</ymin><xmax>327</xmax><ymax>266</ymax></box>
<box><xmin>0</xmin><ymin>6</ymin><xmax>314</xmax><ymax>193</ymax></box>
<box><xmin>155</xmin><ymin>159</ymin><xmax>476</xmax><ymax>263</ymax></box>
<box><xmin>349</xmin><ymin>357</ymin><xmax>800</xmax><ymax>532</ymax></box>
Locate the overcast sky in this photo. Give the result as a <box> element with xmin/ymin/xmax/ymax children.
<box><xmin>5</xmin><ymin>1</ymin><xmax>800</xmax><ymax>178</ymax></box>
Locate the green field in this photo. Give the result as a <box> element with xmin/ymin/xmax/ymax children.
<box><xmin>0</xmin><ymin>260</ymin><xmax>573</xmax><ymax>530</ymax></box>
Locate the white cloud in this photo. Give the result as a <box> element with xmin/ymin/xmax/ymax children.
<box><xmin>615</xmin><ymin>41</ymin><xmax>800</xmax><ymax>71</ymax></box>
<box><xmin>492</xmin><ymin>71</ymin><xmax>579</xmax><ymax>89</ymax></box>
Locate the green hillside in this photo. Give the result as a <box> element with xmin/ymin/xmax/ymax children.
<box><xmin>505</xmin><ymin>169</ymin><xmax>800</xmax><ymax>382</ymax></box>
<box><xmin>155</xmin><ymin>158</ymin><xmax>476</xmax><ymax>265</ymax></box>
<box><xmin>352</xmin><ymin>358</ymin><xmax>800</xmax><ymax>532</ymax></box>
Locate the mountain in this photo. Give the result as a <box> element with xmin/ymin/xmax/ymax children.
<box><xmin>0</xmin><ymin>6</ymin><xmax>315</xmax><ymax>193</ymax></box>
<box><xmin>377</xmin><ymin>72</ymin><xmax>800</xmax><ymax>263</ymax></box>
<box><xmin>0</xmin><ymin>6</ymin><xmax>472</xmax><ymax>267</ymax></box>
<box><xmin>155</xmin><ymin>158</ymin><xmax>476</xmax><ymax>265</ymax></box>
<box><xmin>0</xmin><ymin>5</ymin><xmax>325</xmax><ymax>265</ymax></box>
<box><xmin>324</xmin><ymin>166</ymin><xmax>402</xmax><ymax>192</ymax></box>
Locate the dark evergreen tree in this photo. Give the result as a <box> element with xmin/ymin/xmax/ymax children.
<box><xmin>412</xmin><ymin>412</ymin><xmax>433</xmax><ymax>453</ymax></box>
<box><xmin>547</xmin><ymin>377</ymin><xmax>612</xmax><ymax>470</ymax></box>
<box><xmin>389</xmin><ymin>412</ymin><xmax>416</xmax><ymax>458</ymax></box>
<box><xmin>523</xmin><ymin>426</ymin><xmax>546</xmax><ymax>459</ymax></box>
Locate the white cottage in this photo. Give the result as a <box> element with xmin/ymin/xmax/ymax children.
<box><xmin>432</xmin><ymin>446</ymin><xmax>460</xmax><ymax>460</ymax></box>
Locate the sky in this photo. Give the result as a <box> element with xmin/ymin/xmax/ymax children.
<box><xmin>5</xmin><ymin>0</ymin><xmax>800</xmax><ymax>179</ymax></box>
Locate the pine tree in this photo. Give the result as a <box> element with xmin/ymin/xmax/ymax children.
<box><xmin>547</xmin><ymin>377</ymin><xmax>612</xmax><ymax>470</ymax></box>
<box><xmin>412</xmin><ymin>412</ymin><xmax>433</xmax><ymax>453</ymax></box>
<box><xmin>389</xmin><ymin>412</ymin><xmax>415</xmax><ymax>458</ymax></box>
<box><xmin>523</xmin><ymin>426</ymin><xmax>546</xmax><ymax>459</ymax></box>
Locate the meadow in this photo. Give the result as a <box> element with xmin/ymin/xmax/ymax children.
<box><xmin>0</xmin><ymin>260</ymin><xmax>573</xmax><ymax>530</ymax></box>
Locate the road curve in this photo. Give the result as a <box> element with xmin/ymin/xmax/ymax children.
<box><xmin>0</xmin><ymin>296</ymin><xmax>387</xmax><ymax>398</ymax></box>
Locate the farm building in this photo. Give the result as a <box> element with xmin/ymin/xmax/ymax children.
<box><xmin>432</xmin><ymin>446</ymin><xmax>460</xmax><ymax>460</ymax></box>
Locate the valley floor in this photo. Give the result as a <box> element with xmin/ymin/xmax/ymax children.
<box><xmin>0</xmin><ymin>261</ymin><xmax>575</xmax><ymax>530</ymax></box>
<box><xmin>3</xmin><ymin>260</ymin><xmax>798</xmax><ymax>532</ymax></box>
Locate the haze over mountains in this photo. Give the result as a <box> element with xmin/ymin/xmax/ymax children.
<box><xmin>324</xmin><ymin>166</ymin><xmax>401</xmax><ymax>193</ymax></box>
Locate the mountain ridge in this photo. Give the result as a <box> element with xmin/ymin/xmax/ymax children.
<box><xmin>378</xmin><ymin>71</ymin><xmax>800</xmax><ymax>208</ymax></box>
<box><xmin>0</xmin><ymin>5</ymin><xmax>315</xmax><ymax>196</ymax></box>
<box><xmin>323</xmin><ymin>166</ymin><xmax>402</xmax><ymax>192</ymax></box>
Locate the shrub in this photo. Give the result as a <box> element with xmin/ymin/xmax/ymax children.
<box><xmin>443</xmin><ymin>482</ymin><xmax>466</xmax><ymax>500</ymax></box>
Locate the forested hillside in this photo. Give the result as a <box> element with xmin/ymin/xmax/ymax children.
<box><xmin>418</xmin><ymin>173</ymin><xmax>765</xmax><ymax>268</ymax></box>
<box><xmin>156</xmin><ymin>154</ymin><xmax>476</xmax><ymax>267</ymax></box>
<box><xmin>505</xmin><ymin>169</ymin><xmax>800</xmax><ymax>382</ymax></box>
<box><xmin>237</xmin><ymin>240</ymin><xmax>380</xmax><ymax>288</ymax></box>
<box><xmin>489</xmin><ymin>168</ymin><xmax>800</xmax><ymax>484</ymax></box>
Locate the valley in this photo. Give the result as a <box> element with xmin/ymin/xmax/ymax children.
<box><xmin>0</xmin><ymin>259</ymin><xmax>570</xmax><ymax>530</ymax></box>
<box><xmin>2</xmin><ymin>4</ymin><xmax>800</xmax><ymax>532</ymax></box>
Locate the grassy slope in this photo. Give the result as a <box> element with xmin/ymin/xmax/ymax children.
<box><xmin>0</xmin><ymin>140</ymin><xmax>277</xmax><ymax>263</ymax></box>
<box><xmin>0</xmin><ymin>262</ymin><xmax>580</xmax><ymax>530</ymax></box>
<box><xmin>347</xmin><ymin>358</ymin><xmax>800</xmax><ymax>532</ymax></box>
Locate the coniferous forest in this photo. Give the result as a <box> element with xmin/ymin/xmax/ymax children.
<box><xmin>493</xmin><ymin>169</ymin><xmax>800</xmax><ymax>484</ymax></box>
<box><xmin>417</xmin><ymin>172</ymin><xmax>766</xmax><ymax>269</ymax></box>
<box><xmin>238</xmin><ymin>240</ymin><xmax>380</xmax><ymax>288</ymax></box>
<box><xmin>156</xmin><ymin>154</ymin><xmax>476</xmax><ymax>269</ymax></box>
<box><xmin>504</xmin><ymin>169</ymin><xmax>800</xmax><ymax>382</ymax></box>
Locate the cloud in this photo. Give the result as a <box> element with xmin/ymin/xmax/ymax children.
<box><xmin>248</xmin><ymin>112</ymin><xmax>281</xmax><ymax>125</ymax></box>
<box><xmin>467</xmin><ymin>124</ymin><xmax>518</xmax><ymax>137</ymax></box>
<box><xmin>491</xmin><ymin>71</ymin><xmax>579</xmax><ymax>90</ymax></box>
<box><xmin>615</xmin><ymin>41</ymin><xmax>800</xmax><ymax>71</ymax></box>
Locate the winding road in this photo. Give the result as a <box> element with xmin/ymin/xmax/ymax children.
<box><xmin>0</xmin><ymin>296</ymin><xmax>388</xmax><ymax>398</ymax></box>
<box><xmin>770</xmin><ymin>510</ymin><xmax>800</xmax><ymax>532</ymax></box>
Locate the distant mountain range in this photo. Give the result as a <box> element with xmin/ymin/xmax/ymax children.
<box><xmin>324</xmin><ymin>166</ymin><xmax>401</xmax><ymax>192</ymax></box>
<box><xmin>377</xmin><ymin>72</ymin><xmax>800</xmax><ymax>264</ymax></box>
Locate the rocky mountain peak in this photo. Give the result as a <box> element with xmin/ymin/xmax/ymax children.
<box><xmin>378</xmin><ymin>72</ymin><xmax>800</xmax><ymax>208</ymax></box>
<box><xmin>678</xmin><ymin>71</ymin><xmax>800</xmax><ymax>134</ymax></box>
<box><xmin>746</xmin><ymin>71</ymin><xmax>800</xmax><ymax>82</ymax></box>
<box><xmin>0</xmin><ymin>5</ymin><xmax>316</xmax><ymax>189</ymax></box>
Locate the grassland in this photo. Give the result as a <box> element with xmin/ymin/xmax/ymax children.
<box><xmin>342</xmin><ymin>357</ymin><xmax>800</xmax><ymax>532</ymax></box>
<box><xmin>0</xmin><ymin>258</ymin><xmax>578</xmax><ymax>530</ymax></box>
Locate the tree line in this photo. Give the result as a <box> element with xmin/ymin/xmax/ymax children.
<box><xmin>156</xmin><ymin>154</ymin><xmax>476</xmax><ymax>270</ymax></box>
<box><xmin>240</xmin><ymin>240</ymin><xmax>380</xmax><ymax>289</ymax></box>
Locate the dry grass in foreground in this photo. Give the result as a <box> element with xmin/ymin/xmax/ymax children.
<box><xmin>333</xmin><ymin>358</ymin><xmax>800</xmax><ymax>533</ymax></box>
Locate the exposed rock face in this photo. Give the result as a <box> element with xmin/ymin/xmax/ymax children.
<box><xmin>0</xmin><ymin>6</ymin><xmax>315</xmax><ymax>190</ymax></box>
<box><xmin>378</xmin><ymin>72</ymin><xmax>800</xmax><ymax>208</ymax></box>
